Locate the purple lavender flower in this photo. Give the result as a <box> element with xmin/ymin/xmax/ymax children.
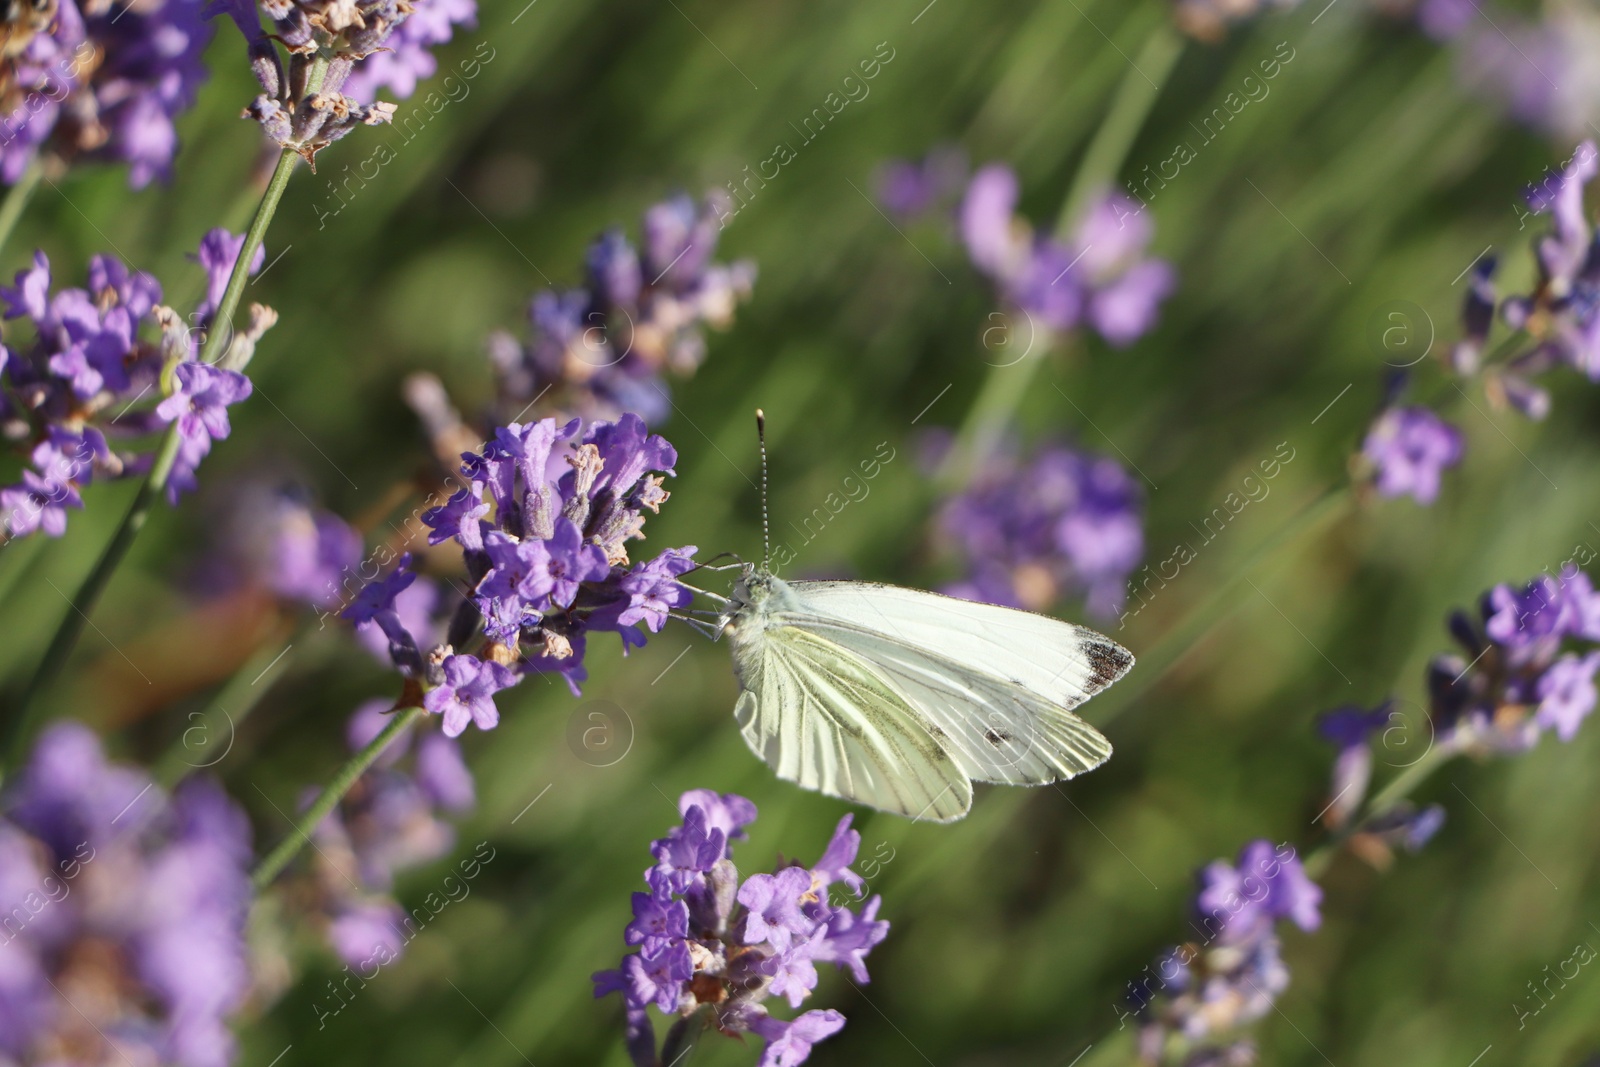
<box><xmin>0</xmin><ymin>0</ymin><xmax>213</xmax><ymax>186</ymax></box>
<box><xmin>1360</xmin><ymin>405</ymin><xmax>1464</xmax><ymax>505</ymax></box>
<box><xmin>423</xmin><ymin>653</ymin><xmax>518</xmax><ymax>737</ymax></box>
<box><xmin>595</xmin><ymin>795</ymin><xmax>886</xmax><ymax>1067</ymax></box>
<box><xmin>958</xmin><ymin>163</ymin><xmax>1174</xmax><ymax>347</ymax></box>
<box><xmin>341</xmin><ymin>0</ymin><xmax>477</xmax><ymax>103</ymax></box>
<box><xmin>0</xmin><ymin>469</ymin><xmax>80</xmax><ymax>537</ymax></box>
<box><xmin>0</xmin><ymin>722</ymin><xmax>252</xmax><ymax>1067</ymax></box>
<box><xmin>1131</xmin><ymin>839</ymin><xmax>1313</xmax><ymax>1060</ymax></box>
<box><xmin>156</xmin><ymin>360</ymin><xmax>254</xmax><ymax>503</ymax></box>
<box><xmin>480</xmin><ymin>191</ymin><xmax>755</xmax><ymax>425</ymax></box>
<box><xmin>936</xmin><ymin>439</ymin><xmax>1143</xmax><ymax>619</ymax></box>
<box><xmin>1429</xmin><ymin>566</ymin><xmax>1600</xmax><ymax>753</ymax></box>
<box><xmin>407</xmin><ymin>413</ymin><xmax>695</xmax><ymax>699</ymax></box>
<box><xmin>1419</xmin><ymin>5</ymin><xmax>1600</xmax><ymax>140</ymax></box>
<box><xmin>0</xmin><ymin>230</ymin><xmax>272</xmax><ymax>539</ymax></box>
<box><xmin>1194</xmin><ymin>840</ymin><xmax>1321</xmax><ymax>944</ymax></box>
<box><xmin>1534</xmin><ymin>650</ymin><xmax>1600</xmax><ymax>741</ymax></box>
<box><xmin>1502</xmin><ymin>142</ymin><xmax>1600</xmax><ymax>383</ymax></box>
<box><xmin>1315</xmin><ymin>703</ymin><xmax>1393</xmax><ymax>829</ymax></box>
<box><xmin>222</xmin><ymin>485</ymin><xmax>364</xmax><ymax>609</ymax></box>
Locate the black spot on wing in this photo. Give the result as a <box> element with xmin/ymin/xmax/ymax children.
<box><xmin>1084</xmin><ymin>641</ymin><xmax>1134</xmax><ymax>693</ymax></box>
<box><xmin>983</xmin><ymin>728</ymin><xmax>1012</xmax><ymax>745</ymax></box>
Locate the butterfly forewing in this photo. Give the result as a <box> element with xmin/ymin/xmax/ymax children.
<box><xmin>789</xmin><ymin>581</ymin><xmax>1134</xmax><ymax>707</ymax></box>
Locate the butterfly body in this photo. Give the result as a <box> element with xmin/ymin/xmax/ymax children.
<box><xmin>719</xmin><ymin>565</ymin><xmax>1133</xmax><ymax>822</ymax></box>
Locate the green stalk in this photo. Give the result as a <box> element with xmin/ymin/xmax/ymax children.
<box><xmin>152</xmin><ymin>629</ymin><xmax>302</xmax><ymax>788</ymax></box>
<box><xmin>1304</xmin><ymin>740</ymin><xmax>1456</xmax><ymax>879</ymax></box>
<box><xmin>4</xmin><ymin>142</ymin><xmax>305</xmax><ymax>769</ymax></box>
<box><xmin>935</xmin><ymin>22</ymin><xmax>1185</xmax><ymax>492</ymax></box>
<box><xmin>0</xmin><ymin>156</ymin><xmax>46</xmax><ymax>263</ymax></box>
<box><xmin>1055</xmin><ymin>21</ymin><xmax>1185</xmax><ymax>235</ymax></box>
<box><xmin>251</xmin><ymin>705</ymin><xmax>425</xmax><ymax>891</ymax></box>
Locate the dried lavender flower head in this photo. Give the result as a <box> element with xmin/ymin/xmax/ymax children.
<box><xmin>214</xmin><ymin>0</ymin><xmax>404</xmax><ymax>164</ymax></box>
<box><xmin>593</xmin><ymin>792</ymin><xmax>887</xmax><ymax>1067</ymax></box>
<box><xmin>339</xmin><ymin>0</ymin><xmax>477</xmax><ymax>104</ymax></box>
<box><xmin>0</xmin><ymin>721</ymin><xmax>254</xmax><ymax>1067</ymax></box>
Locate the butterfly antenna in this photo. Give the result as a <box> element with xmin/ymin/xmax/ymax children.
<box><xmin>756</xmin><ymin>408</ymin><xmax>771</xmax><ymax>572</ymax></box>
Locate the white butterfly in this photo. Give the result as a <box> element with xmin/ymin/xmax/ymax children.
<box><xmin>695</xmin><ymin>412</ymin><xmax>1134</xmax><ymax>823</ymax></box>
<box><xmin>712</xmin><ymin>570</ymin><xmax>1133</xmax><ymax>822</ymax></box>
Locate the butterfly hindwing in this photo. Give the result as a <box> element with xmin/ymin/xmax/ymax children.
<box><xmin>732</xmin><ymin>624</ymin><xmax>972</xmax><ymax>822</ymax></box>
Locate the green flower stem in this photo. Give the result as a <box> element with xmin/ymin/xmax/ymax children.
<box><xmin>1304</xmin><ymin>740</ymin><xmax>1456</xmax><ymax>879</ymax></box>
<box><xmin>1055</xmin><ymin>21</ymin><xmax>1185</xmax><ymax>236</ymax></box>
<box><xmin>0</xmin><ymin>156</ymin><xmax>46</xmax><ymax>264</ymax></box>
<box><xmin>251</xmin><ymin>704</ymin><xmax>427</xmax><ymax>891</ymax></box>
<box><xmin>934</xmin><ymin>21</ymin><xmax>1184</xmax><ymax>493</ymax></box>
<box><xmin>152</xmin><ymin>625</ymin><xmax>304</xmax><ymax>789</ymax></box>
<box><xmin>4</xmin><ymin>137</ymin><xmax>307</xmax><ymax>771</ymax></box>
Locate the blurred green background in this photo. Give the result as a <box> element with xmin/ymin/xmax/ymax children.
<box><xmin>3</xmin><ymin>0</ymin><xmax>1600</xmax><ymax>1063</ymax></box>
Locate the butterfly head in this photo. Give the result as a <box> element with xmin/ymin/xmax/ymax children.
<box><xmin>717</xmin><ymin>564</ymin><xmax>799</xmax><ymax>640</ymax></box>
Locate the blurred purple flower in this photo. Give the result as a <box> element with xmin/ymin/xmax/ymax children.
<box><xmin>1429</xmin><ymin>566</ymin><xmax>1600</xmax><ymax>753</ymax></box>
<box><xmin>479</xmin><ymin>191</ymin><xmax>755</xmax><ymax>426</ymax></box>
<box><xmin>1195</xmin><ymin>840</ymin><xmax>1321</xmax><ymax>944</ymax></box>
<box><xmin>874</xmin><ymin>145</ymin><xmax>969</xmax><ymax>220</ymax></box>
<box><xmin>937</xmin><ymin>439</ymin><xmax>1143</xmax><ymax>619</ymax></box>
<box><xmin>1132</xmin><ymin>839</ymin><xmax>1308</xmax><ymax>1057</ymax></box>
<box><xmin>291</xmin><ymin>700</ymin><xmax>477</xmax><ymax>967</ymax></box>
<box><xmin>0</xmin><ymin>722</ymin><xmax>251</xmax><ymax>1067</ymax></box>
<box><xmin>596</xmin><ymin>795</ymin><xmax>885</xmax><ymax>1067</ymax></box>
<box><xmin>0</xmin><ymin>0</ymin><xmax>213</xmax><ymax>186</ymax></box>
<box><xmin>958</xmin><ymin>163</ymin><xmax>1174</xmax><ymax>346</ymax></box>
<box><xmin>1361</xmin><ymin>405</ymin><xmax>1464</xmax><ymax>505</ymax></box>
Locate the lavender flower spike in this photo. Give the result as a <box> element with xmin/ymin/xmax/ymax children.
<box><xmin>595</xmin><ymin>796</ymin><xmax>887</xmax><ymax>1067</ymax></box>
